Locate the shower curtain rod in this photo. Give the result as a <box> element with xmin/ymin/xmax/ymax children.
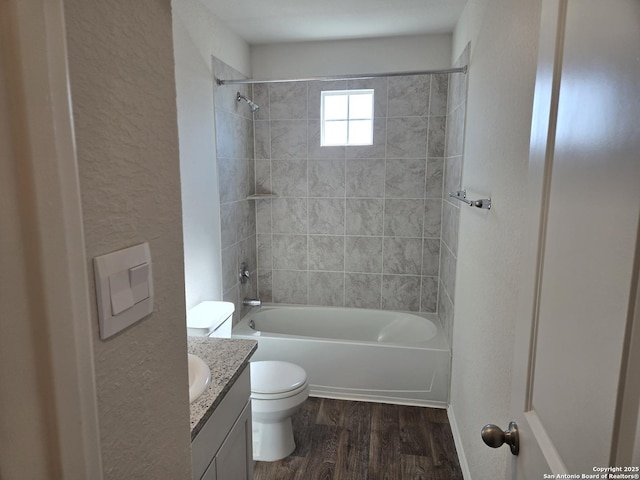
<box><xmin>215</xmin><ymin>66</ymin><xmax>467</xmax><ymax>85</ymax></box>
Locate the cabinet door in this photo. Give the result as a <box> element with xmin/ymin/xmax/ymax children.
<box><xmin>215</xmin><ymin>402</ymin><xmax>253</xmax><ymax>480</ymax></box>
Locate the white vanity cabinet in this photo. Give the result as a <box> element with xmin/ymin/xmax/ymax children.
<box><xmin>192</xmin><ymin>366</ymin><xmax>254</xmax><ymax>480</ymax></box>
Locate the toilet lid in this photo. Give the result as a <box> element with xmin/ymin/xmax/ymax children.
<box><xmin>250</xmin><ymin>361</ymin><xmax>307</xmax><ymax>395</ymax></box>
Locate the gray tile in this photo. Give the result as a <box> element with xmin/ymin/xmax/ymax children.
<box><xmin>345</xmin><ymin>236</ymin><xmax>383</xmax><ymax>273</ymax></box>
<box><xmin>257</xmin><ymin>234</ymin><xmax>272</xmax><ymax>269</ymax></box>
<box><xmin>252</xmin><ymin>83</ymin><xmax>270</xmax><ymax>121</ymax></box>
<box><xmin>272</xmin><ymin>235</ymin><xmax>307</xmax><ymax>270</ymax></box>
<box><xmin>220</xmin><ymin>202</ymin><xmax>237</xmax><ymax>248</ymax></box>
<box><xmin>255</xmin><ymin>160</ymin><xmax>272</xmax><ymax>195</ymax></box>
<box><xmin>236</xmin><ymin>116</ymin><xmax>254</xmax><ymax>159</ymax></box>
<box><xmin>422</xmin><ymin>238</ymin><xmax>440</xmax><ymax>277</ymax></box>
<box><xmin>383</xmin><ymin>237</ymin><xmax>422</xmax><ymax>275</ymax></box>
<box><xmin>382</xmin><ymin>275</ymin><xmax>421</xmax><ymax>311</ymax></box>
<box><xmin>426</xmin><ymin>158</ymin><xmax>444</xmax><ymax>198</ymax></box>
<box><xmin>273</xmin><ymin>270</ymin><xmax>308</xmax><ymax>304</ymax></box>
<box><xmin>308</xmin><ymin>198</ymin><xmax>345</xmax><ymax>235</ymax></box>
<box><xmin>428</xmin><ymin>116</ymin><xmax>446</xmax><ymax>157</ymax></box>
<box><xmin>217</xmin><ymin>155</ymin><xmax>236</xmax><ymax>204</ymax></box>
<box><xmin>384</xmin><ymin>199</ymin><xmax>424</xmax><ymax>237</ymax></box>
<box><xmin>346</xmin><ymin>158</ymin><xmax>385</xmax><ymax>198</ymax></box>
<box><xmin>440</xmin><ymin>241</ymin><xmax>457</xmax><ymax>303</ymax></box>
<box><xmin>309</xmin><ymin>272</ymin><xmax>344</xmax><ymax>307</ymax></box>
<box><xmin>239</xmin><ymin>235</ymin><xmax>257</xmax><ymax>274</ymax></box>
<box><xmin>269</xmin><ymin>82</ymin><xmax>307</xmax><ymax>120</ymax></box>
<box><xmin>272</xmin><ymin>198</ymin><xmax>307</xmax><ymax>234</ymax></box>
<box><xmin>445</xmin><ymin>103</ymin><xmax>465</xmax><ymax>157</ymax></box>
<box><xmin>423</xmin><ymin>199</ymin><xmax>442</xmax><ymax>238</ymax></box>
<box><xmin>257</xmin><ymin>269</ymin><xmax>273</xmax><ymax>303</ymax></box>
<box><xmin>345</xmin><ymin>199</ymin><xmax>384</xmax><ymax>236</ymax></box>
<box><xmin>438</xmin><ymin>280</ymin><xmax>454</xmax><ymax>345</ymax></box>
<box><xmin>346</xmin><ymin>117</ymin><xmax>386</xmax><ymax>159</ymax></box>
<box><xmin>254</xmin><ymin>121</ymin><xmax>271</xmax><ymax>159</ymax></box>
<box><xmin>215</xmin><ymin>109</ymin><xmax>233</xmax><ymax>159</ymax></box>
<box><xmin>221</xmin><ymin>244</ymin><xmax>238</xmax><ymax>292</ymax></box>
<box><xmin>308</xmin><ymin>159</ymin><xmax>345</xmax><ymax>197</ymax></box>
<box><xmin>444</xmin><ymin>156</ymin><xmax>462</xmax><ymax>197</ymax></box>
<box><xmin>441</xmin><ymin>200</ymin><xmax>460</xmax><ymax>256</ymax></box>
<box><xmin>386</xmin><ymin>117</ymin><xmax>428</xmax><ymax>159</ymax></box>
<box><xmin>385</xmin><ymin>159</ymin><xmax>427</xmax><ymax>198</ymax></box>
<box><xmin>344</xmin><ymin>273</ymin><xmax>382</xmax><ymax>309</ymax></box>
<box><xmin>255</xmin><ymin>198</ymin><xmax>272</xmax><ymax>234</ymax></box>
<box><xmin>272</xmin><ymin>159</ymin><xmax>307</xmax><ymax>197</ymax></box>
<box><xmin>237</xmin><ymin>199</ymin><xmax>255</xmax><ymax>241</ymax></box>
<box><xmin>308</xmin><ymin>235</ymin><xmax>344</xmax><ymax>271</ymax></box>
<box><xmin>421</xmin><ymin>277</ymin><xmax>439</xmax><ymax>313</ymax></box>
<box><xmin>429</xmin><ymin>74</ymin><xmax>449</xmax><ymax>116</ymax></box>
<box><xmin>271</xmin><ymin>120</ymin><xmax>307</xmax><ymax>159</ymax></box>
<box><xmin>308</xmin><ymin>120</ymin><xmax>345</xmax><ymax>160</ymax></box>
<box><xmin>387</xmin><ymin>75</ymin><xmax>430</xmax><ymax>117</ymax></box>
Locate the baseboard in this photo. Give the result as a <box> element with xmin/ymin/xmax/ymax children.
<box><xmin>447</xmin><ymin>404</ymin><xmax>472</xmax><ymax>480</ymax></box>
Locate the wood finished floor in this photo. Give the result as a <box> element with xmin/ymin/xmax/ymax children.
<box><xmin>253</xmin><ymin>397</ymin><xmax>463</xmax><ymax>480</ymax></box>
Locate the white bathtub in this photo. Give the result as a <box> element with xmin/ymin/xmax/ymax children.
<box><xmin>231</xmin><ymin>305</ymin><xmax>450</xmax><ymax>407</ymax></box>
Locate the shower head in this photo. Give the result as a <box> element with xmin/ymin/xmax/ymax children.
<box><xmin>236</xmin><ymin>92</ymin><xmax>260</xmax><ymax>112</ymax></box>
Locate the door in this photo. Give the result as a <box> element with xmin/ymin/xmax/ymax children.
<box><xmin>508</xmin><ymin>0</ymin><xmax>640</xmax><ymax>477</ymax></box>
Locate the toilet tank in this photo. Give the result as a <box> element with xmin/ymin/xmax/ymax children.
<box><xmin>187</xmin><ymin>301</ymin><xmax>234</xmax><ymax>337</ymax></box>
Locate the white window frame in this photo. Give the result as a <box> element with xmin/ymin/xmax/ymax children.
<box><xmin>321</xmin><ymin>89</ymin><xmax>374</xmax><ymax>146</ymax></box>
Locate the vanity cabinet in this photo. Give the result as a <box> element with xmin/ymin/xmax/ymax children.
<box><xmin>192</xmin><ymin>366</ymin><xmax>254</xmax><ymax>480</ymax></box>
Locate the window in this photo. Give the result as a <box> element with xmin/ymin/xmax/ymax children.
<box><xmin>321</xmin><ymin>89</ymin><xmax>374</xmax><ymax>146</ymax></box>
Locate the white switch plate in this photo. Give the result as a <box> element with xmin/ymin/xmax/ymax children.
<box><xmin>93</xmin><ymin>242</ymin><xmax>153</xmax><ymax>339</ymax></box>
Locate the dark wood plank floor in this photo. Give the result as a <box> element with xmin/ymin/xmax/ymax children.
<box><xmin>254</xmin><ymin>397</ymin><xmax>463</xmax><ymax>480</ymax></box>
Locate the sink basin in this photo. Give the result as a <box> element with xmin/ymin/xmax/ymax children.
<box><xmin>188</xmin><ymin>354</ymin><xmax>211</xmax><ymax>403</ymax></box>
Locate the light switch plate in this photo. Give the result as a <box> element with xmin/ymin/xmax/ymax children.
<box><xmin>93</xmin><ymin>242</ymin><xmax>153</xmax><ymax>339</ymax></box>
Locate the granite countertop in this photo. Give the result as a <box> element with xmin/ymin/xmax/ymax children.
<box><xmin>187</xmin><ymin>337</ymin><xmax>257</xmax><ymax>440</ymax></box>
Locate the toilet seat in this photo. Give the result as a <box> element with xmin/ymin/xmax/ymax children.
<box><xmin>250</xmin><ymin>361</ymin><xmax>308</xmax><ymax>400</ymax></box>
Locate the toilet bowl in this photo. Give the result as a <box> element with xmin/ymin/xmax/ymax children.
<box><xmin>250</xmin><ymin>360</ymin><xmax>309</xmax><ymax>462</ymax></box>
<box><xmin>187</xmin><ymin>302</ymin><xmax>309</xmax><ymax>462</ymax></box>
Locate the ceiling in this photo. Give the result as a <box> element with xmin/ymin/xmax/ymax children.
<box><xmin>201</xmin><ymin>0</ymin><xmax>468</xmax><ymax>44</ymax></box>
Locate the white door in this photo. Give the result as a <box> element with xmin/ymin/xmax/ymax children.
<box><xmin>505</xmin><ymin>0</ymin><xmax>640</xmax><ymax>477</ymax></box>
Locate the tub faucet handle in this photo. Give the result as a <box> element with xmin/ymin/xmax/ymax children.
<box><xmin>239</xmin><ymin>262</ymin><xmax>250</xmax><ymax>284</ymax></box>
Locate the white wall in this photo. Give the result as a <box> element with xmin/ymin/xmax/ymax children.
<box><xmin>250</xmin><ymin>34</ymin><xmax>452</xmax><ymax>79</ymax></box>
<box><xmin>449</xmin><ymin>0</ymin><xmax>542</xmax><ymax>478</ymax></box>
<box><xmin>64</xmin><ymin>0</ymin><xmax>192</xmax><ymax>477</ymax></box>
<box><xmin>0</xmin><ymin>46</ymin><xmax>55</xmax><ymax>480</ymax></box>
<box><xmin>172</xmin><ymin>0</ymin><xmax>251</xmax><ymax>309</ymax></box>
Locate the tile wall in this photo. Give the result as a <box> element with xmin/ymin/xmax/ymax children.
<box><xmin>439</xmin><ymin>44</ymin><xmax>470</xmax><ymax>343</ymax></box>
<box><xmin>253</xmin><ymin>74</ymin><xmax>449</xmax><ymax>312</ymax></box>
<box><xmin>213</xmin><ymin>58</ymin><xmax>258</xmax><ymax>322</ymax></box>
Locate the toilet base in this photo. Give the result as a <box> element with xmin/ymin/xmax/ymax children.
<box><xmin>252</xmin><ymin>417</ymin><xmax>295</xmax><ymax>462</ymax></box>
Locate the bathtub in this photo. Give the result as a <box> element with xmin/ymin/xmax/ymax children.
<box><xmin>231</xmin><ymin>305</ymin><xmax>450</xmax><ymax>407</ymax></box>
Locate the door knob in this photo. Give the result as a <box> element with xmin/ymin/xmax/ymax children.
<box><xmin>481</xmin><ymin>421</ymin><xmax>519</xmax><ymax>455</ymax></box>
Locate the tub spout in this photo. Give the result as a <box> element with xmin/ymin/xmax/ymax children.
<box><xmin>243</xmin><ymin>298</ymin><xmax>262</xmax><ymax>307</ymax></box>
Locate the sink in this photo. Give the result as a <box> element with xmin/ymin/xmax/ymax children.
<box><xmin>188</xmin><ymin>354</ymin><xmax>211</xmax><ymax>403</ymax></box>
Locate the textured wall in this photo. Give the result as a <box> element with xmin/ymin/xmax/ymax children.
<box><xmin>213</xmin><ymin>58</ymin><xmax>258</xmax><ymax>323</ymax></box>
<box><xmin>438</xmin><ymin>45</ymin><xmax>470</xmax><ymax>345</ymax></box>
<box><xmin>250</xmin><ymin>34</ymin><xmax>452</xmax><ymax>79</ymax></box>
<box><xmin>64</xmin><ymin>0</ymin><xmax>192</xmax><ymax>478</ymax></box>
<box><xmin>254</xmin><ymin>75</ymin><xmax>448</xmax><ymax>312</ymax></box>
<box><xmin>449</xmin><ymin>0</ymin><xmax>542</xmax><ymax>478</ymax></box>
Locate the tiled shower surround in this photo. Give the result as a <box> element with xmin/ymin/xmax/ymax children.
<box><xmin>439</xmin><ymin>45</ymin><xmax>469</xmax><ymax>343</ymax></box>
<box><xmin>252</xmin><ymin>74</ymin><xmax>449</xmax><ymax>313</ymax></box>
<box><xmin>213</xmin><ymin>58</ymin><xmax>258</xmax><ymax>322</ymax></box>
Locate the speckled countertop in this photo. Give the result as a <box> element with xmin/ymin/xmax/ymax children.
<box><xmin>187</xmin><ymin>337</ymin><xmax>257</xmax><ymax>440</ymax></box>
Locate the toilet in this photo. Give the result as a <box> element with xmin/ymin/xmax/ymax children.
<box><xmin>187</xmin><ymin>301</ymin><xmax>309</xmax><ymax>462</ymax></box>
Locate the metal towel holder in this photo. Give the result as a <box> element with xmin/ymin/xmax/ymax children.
<box><xmin>449</xmin><ymin>190</ymin><xmax>492</xmax><ymax>210</ymax></box>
